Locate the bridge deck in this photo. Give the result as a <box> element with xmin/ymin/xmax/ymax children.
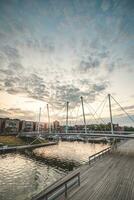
<box><xmin>58</xmin><ymin>140</ymin><xmax>134</xmax><ymax>200</ymax></box>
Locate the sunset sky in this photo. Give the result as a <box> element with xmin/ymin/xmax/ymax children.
<box><xmin>0</xmin><ymin>0</ymin><xmax>134</xmax><ymax>126</ymax></box>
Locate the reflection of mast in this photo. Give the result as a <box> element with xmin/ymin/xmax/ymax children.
<box><xmin>47</xmin><ymin>104</ymin><xmax>51</xmax><ymax>134</ymax></box>
<box><xmin>66</xmin><ymin>101</ymin><xmax>69</xmax><ymax>134</ymax></box>
<box><xmin>38</xmin><ymin>107</ymin><xmax>41</xmax><ymax>135</ymax></box>
<box><xmin>80</xmin><ymin>96</ymin><xmax>87</xmax><ymax>134</ymax></box>
<box><xmin>108</xmin><ymin>94</ymin><xmax>114</xmax><ymax>134</ymax></box>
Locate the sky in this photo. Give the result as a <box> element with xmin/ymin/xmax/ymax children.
<box><xmin>0</xmin><ymin>0</ymin><xmax>134</xmax><ymax>126</ymax></box>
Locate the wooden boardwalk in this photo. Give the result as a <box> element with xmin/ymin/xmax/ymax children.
<box><xmin>33</xmin><ymin>140</ymin><xmax>134</xmax><ymax>200</ymax></box>
<box><xmin>65</xmin><ymin>140</ymin><xmax>134</xmax><ymax>200</ymax></box>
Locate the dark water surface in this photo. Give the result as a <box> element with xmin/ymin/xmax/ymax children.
<box><xmin>0</xmin><ymin>141</ymin><xmax>108</xmax><ymax>200</ymax></box>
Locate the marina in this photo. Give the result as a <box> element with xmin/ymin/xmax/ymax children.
<box><xmin>0</xmin><ymin>141</ymin><xmax>108</xmax><ymax>200</ymax></box>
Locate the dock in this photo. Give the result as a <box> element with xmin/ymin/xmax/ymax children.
<box><xmin>0</xmin><ymin>142</ymin><xmax>58</xmax><ymax>153</ymax></box>
<box><xmin>33</xmin><ymin>140</ymin><xmax>134</xmax><ymax>200</ymax></box>
<box><xmin>67</xmin><ymin>140</ymin><xmax>134</xmax><ymax>200</ymax></box>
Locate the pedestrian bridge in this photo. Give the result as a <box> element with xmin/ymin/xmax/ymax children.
<box><xmin>19</xmin><ymin>131</ymin><xmax>134</xmax><ymax>139</ymax></box>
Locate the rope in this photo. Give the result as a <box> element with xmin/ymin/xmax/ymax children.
<box><xmin>97</xmin><ymin>97</ymin><xmax>107</xmax><ymax>121</ymax></box>
<box><xmin>86</xmin><ymin>100</ymin><xmax>107</xmax><ymax>125</ymax></box>
<box><xmin>86</xmin><ymin>103</ymin><xmax>106</xmax><ymax>132</ymax></box>
<box><xmin>74</xmin><ymin>104</ymin><xmax>80</xmax><ymax>126</ymax></box>
<box><xmin>111</xmin><ymin>95</ymin><xmax>134</xmax><ymax>123</ymax></box>
<box><xmin>92</xmin><ymin>96</ymin><xmax>107</xmax><ymax>117</ymax></box>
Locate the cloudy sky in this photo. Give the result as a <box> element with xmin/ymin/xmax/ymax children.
<box><xmin>0</xmin><ymin>0</ymin><xmax>134</xmax><ymax>126</ymax></box>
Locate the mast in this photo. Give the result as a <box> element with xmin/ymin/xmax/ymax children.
<box><xmin>47</xmin><ymin>104</ymin><xmax>51</xmax><ymax>134</ymax></box>
<box><xmin>80</xmin><ymin>96</ymin><xmax>87</xmax><ymax>134</ymax></box>
<box><xmin>37</xmin><ymin>107</ymin><xmax>41</xmax><ymax>135</ymax></box>
<box><xmin>108</xmin><ymin>94</ymin><xmax>114</xmax><ymax>134</ymax></box>
<box><xmin>66</xmin><ymin>101</ymin><xmax>69</xmax><ymax>134</ymax></box>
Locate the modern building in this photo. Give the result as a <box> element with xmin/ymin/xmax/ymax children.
<box><xmin>0</xmin><ymin>118</ymin><xmax>5</xmax><ymax>133</ymax></box>
<box><xmin>35</xmin><ymin>122</ymin><xmax>45</xmax><ymax>132</ymax></box>
<box><xmin>21</xmin><ymin>120</ymin><xmax>34</xmax><ymax>132</ymax></box>
<box><xmin>53</xmin><ymin>120</ymin><xmax>60</xmax><ymax>132</ymax></box>
<box><xmin>4</xmin><ymin>118</ymin><xmax>20</xmax><ymax>134</ymax></box>
<box><xmin>44</xmin><ymin>122</ymin><xmax>48</xmax><ymax>131</ymax></box>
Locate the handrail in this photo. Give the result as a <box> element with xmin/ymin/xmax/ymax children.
<box><xmin>32</xmin><ymin>170</ymin><xmax>80</xmax><ymax>200</ymax></box>
<box><xmin>89</xmin><ymin>147</ymin><xmax>111</xmax><ymax>164</ymax></box>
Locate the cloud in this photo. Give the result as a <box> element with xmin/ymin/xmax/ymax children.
<box><xmin>24</xmin><ymin>37</ymin><xmax>55</xmax><ymax>54</ymax></box>
<box><xmin>2</xmin><ymin>45</ymin><xmax>21</xmax><ymax>62</ymax></box>
<box><xmin>116</xmin><ymin>105</ymin><xmax>134</xmax><ymax>112</ymax></box>
<box><xmin>0</xmin><ymin>108</ymin><xmax>36</xmax><ymax>121</ymax></box>
<box><xmin>0</xmin><ymin>62</ymin><xmax>50</xmax><ymax>99</ymax></box>
<box><xmin>79</xmin><ymin>57</ymin><xmax>100</xmax><ymax>72</ymax></box>
<box><xmin>0</xmin><ymin>0</ymin><xmax>133</xmax><ymax>119</ymax></box>
<box><xmin>93</xmin><ymin>83</ymin><xmax>108</xmax><ymax>92</ymax></box>
<box><xmin>49</xmin><ymin>81</ymin><xmax>108</xmax><ymax>109</ymax></box>
<box><xmin>0</xmin><ymin>49</ymin><xmax>109</xmax><ymax>110</ymax></box>
<box><xmin>101</xmin><ymin>0</ymin><xmax>111</xmax><ymax>12</ymax></box>
<box><xmin>77</xmin><ymin>45</ymin><xmax>114</xmax><ymax>74</ymax></box>
<box><xmin>0</xmin><ymin>109</ymin><xmax>10</xmax><ymax>117</ymax></box>
<box><xmin>8</xmin><ymin>108</ymin><xmax>35</xmax><ymax>120</ymax></box>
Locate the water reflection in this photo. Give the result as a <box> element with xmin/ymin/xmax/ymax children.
<box><xmin>33</xmin><ymin>141</ymin><xmax>109</xmax><ymax>168</ymax></box>
<box><xmin>0</xmin><ymin>153</ymin><xmax>65</xmax><ymax>200</ymax></box>
<box><xmin>0</xmin><ymin>141</ymin><xmax>108</xmax><ymax>200</ymax></box>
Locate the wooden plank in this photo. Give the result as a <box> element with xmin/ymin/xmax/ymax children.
<box><xmin>67</xmin><ymin>140</ymin><xmax>134</xmax><ymax>200</ymax></box>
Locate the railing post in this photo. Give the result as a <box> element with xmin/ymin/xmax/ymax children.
<box><xmin>89</xmin><ymin>158</ymin><xmax>90</xmax><ymax>165</ymax></box>
<box><xmin>65</xmin><ymin>183</ymin><xmax>67</xmax><ymax>198</ymax></box>
<box><xmin>78</xmin><ymin>173</ymin><xmax>80</xmax><ymax>186</ymax></box>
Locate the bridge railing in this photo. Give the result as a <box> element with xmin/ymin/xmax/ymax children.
<box><xmin>32</xmin><ymin>170</ymin><xmax>80</xmax><ymax>200</ymax></box>
<box><xmin>89</xmin><ymin>147</ymin><xmax>111</xmax><ymax>165</ymax></box>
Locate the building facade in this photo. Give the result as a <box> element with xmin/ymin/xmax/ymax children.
<box><xmin>4</xmin><ymin>118</ymin><xmax>20</xmax><ymax>134</ymax></box>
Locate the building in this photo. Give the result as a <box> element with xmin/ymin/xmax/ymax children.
<box><xmin>53</xmin><ymin>120</ymin><xmax>60</xmax><ymax>132</ymax></box>
<box><xmin>0</xmin><ymin>118</ymin><xmax>5</xmax><ymax>133</ymax></box>
<box><xmin>4</xmin><ymin>118</ymin><xmax>20</xmax><ymax>134</ymax></box>
<box><xmin>44</xmin><ymin>122</ymin><xmax>48</xmax><ymax>131</ymax></box>
<box><xmin>35</xmin><ymin>122</ymin><xmax>45</xmax><ymax>132</ymax></box>
<box><xmin>21</xmin><ymin>120</ymin><xmax>34</xmax><ymax>132</ymax></box>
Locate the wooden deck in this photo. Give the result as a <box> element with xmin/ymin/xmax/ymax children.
<box><xmin>65</xmin><ymin>140</ymin><xmax>134</xmax><ymax>200</ymax></box>
<box><xmin>32</xmin><ymin>140</ymin><xmax>134</xmax><ymax>200</ymax></box>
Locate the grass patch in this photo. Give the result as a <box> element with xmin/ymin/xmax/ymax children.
<box><xmin>0</xmin><ymin>136</ymin><xmax>26</xmax><ymax>146</ymax></box>
<box><xmin>0</xmin><ymin>135</ymin><xmax>48</xmax><ymax>147</ymax></box>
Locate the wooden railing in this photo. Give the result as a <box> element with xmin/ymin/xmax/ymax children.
<box><xmin>32</xmin><ymin>170</ymin><xmax>80</xmax><ymax>200</ymax></box>
<box><xmin>89</xmin><ymin>147</ymin><xmax>111</xmax><ymax>165</ymax></box>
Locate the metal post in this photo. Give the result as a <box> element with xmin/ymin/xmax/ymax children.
<box><xmin>37</xmin><ymin>107</ymin><xmax>41</xmax><ymax>135</ymax></box>
<box><xmin>78</xmin><ymin>174</ymin><xmax>80</xmax><ymax>186</ymax></box>
<box><xmin>65</xmin><ymin>183</ymin><xmax>67</xmax><ymax>198</ymax></box>
<box><xmin>80</xmin><ymin>96</ymin><xmax>87</xmax><ymax>134</ymax></box>
<box><xmin>47</xmin><ymin>104</ymin><xmax>51</xmax><ymax>134</ymax></box>
<box><xmin>108</xmin><ymin>94</ymin><xmax>114</xmax><ymax>134</ymax></box>
<box><xmin>66</xmin><ymin>101</ymin><xmax>69</xmax><ymax>134</ymax></box>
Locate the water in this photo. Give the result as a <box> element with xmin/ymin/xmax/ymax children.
<box><xmin>0</xmin><ymin>141</ymin><xmax>108</xmax><ymax>200</ymax></box>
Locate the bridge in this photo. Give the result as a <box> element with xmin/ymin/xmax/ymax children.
<box><xmin>19</xmin><ymin>131</ymin><xmax>134</xmax><ymax>139</ymax></box>
<box><xmin>19</xmin><ymin>94</ymin><xmax>134</xmax><ymax>142</ymax></box>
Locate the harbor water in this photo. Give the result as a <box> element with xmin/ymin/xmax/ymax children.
<box><xmin>0</xmin><ymin>141</ymin><xmax>108</xmax><ymax>200</ymax></box>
